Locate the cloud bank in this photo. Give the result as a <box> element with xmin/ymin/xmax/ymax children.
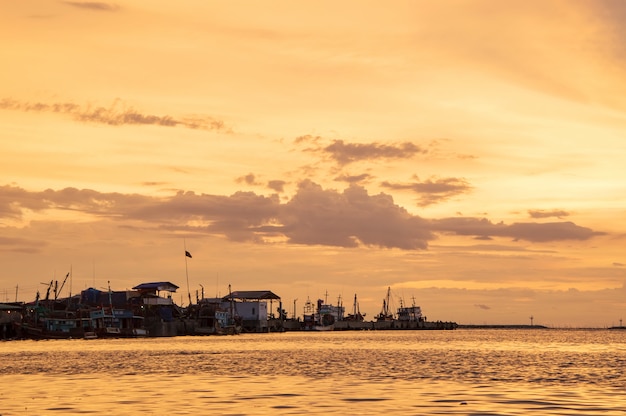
<box><xmin>0</xmin><ymin>184</ymin><xmax>605</xmax><ymax>250</ymax></box>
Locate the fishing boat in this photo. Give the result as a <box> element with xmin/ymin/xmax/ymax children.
<box><xmin>375</xmin><ymin>287</ymin><xmax>395</xmax><ymax>322</ymax></box>
<box><xmin>189</xmin><ymin>299</ymin><xmax>234</xmax><ymax>335</ymax></box>
<box><xmin>344</xmin><ymin>294</ymin><xmax>366</xmax><ymax>322</ymax></box>
<box><xmin>16</xmin><ymin>277</ymin><xmax>100</xmax><ymax>340</ymax></box>
<box><xmin>89</xmin><ymin>307</ymin><xmax>147</xmax><ymax>337</ymax></box>
<box><xmin>15</xmin><ymin>304</ymin><xmax>97</xmax><ymax>340</ymax></box>
<box><xmin>397</xmin><ymin>297</ymin><xmax>424</xmax><ymax>322</ymax></box>
<box><xmin>302</xmin><ymin>294</ymin><xmax>344</xmax><ymax>331</ymax></box>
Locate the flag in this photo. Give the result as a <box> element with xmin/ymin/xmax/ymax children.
<box><xmin>185</xmin><ymin>250</ymin><xmax>192</xmax><ymax>258</ymax></box>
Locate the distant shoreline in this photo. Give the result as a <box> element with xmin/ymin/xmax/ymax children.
<box><xmin>459</xmin><ymin>325</ymin><xmax>626</xmax><ymax>330</ymax></box>
<box><xmin>458</xmin><ymin>324</ymin><xmax>547</xmax><ymax>329</ymax></box>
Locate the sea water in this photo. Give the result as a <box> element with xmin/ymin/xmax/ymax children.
<box><xmin>1</xmin><ymin>329</ymin><xmax>625</xmax><ymax>415</ymax></box>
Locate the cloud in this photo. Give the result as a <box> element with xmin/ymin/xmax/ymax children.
<box><xmin>0</xmin><ymin>183</ymin><xmax>433</xmax><ymax>249</ymax></box>
<box><xmin>585</xmin><ymin>1</ymin><xmax>626</xmax><ymax>63</ymax></box>
<box><xmin>0</xmin><ymin>185</ymin><xmax>51</xmax><ymax>218</ymax></box>
<box><xmin>323</xmin><ymin>140</ymin><xmax>426</xmax><ymax>166</ymax></box>
<box><xmin>381</xmin><ymin>176</ymin><xmax>472</xmax><ymax>206</ymax></box>
<box><xmin>278</xmin><ymin>180</ymin><xmax>433</xmax><ymax>249</ymax></box>
<box><xmin>334</xmin><ymin>173</ymin><xmax>373</xmax><ymax>184</ymax></box>
<box><xmin>528</xmin><ymin>209</ymin><xmax>570</xmax><ymax>219</ymax></box>
<box><xmin>295</xmin><ymin>136</ymin><xmax>426</xmax><ymax>166</ymax></box>
<box><xmin>0</xmin><ymin>183</ymin><xmax>606</xmax><ymax>249</ymax></box>
<box><xmin>236</xmin><ymin>174</ymin><xmax>286</xmax><ymax>193</ymax></box>
<box><xmin>474</xmin><ymin>304</ymin><xmax>491</xmax><ymax>310</ymax></box>
<box><xmin>431</xmin><ymin>217</ymin><xmax>604</xmax><ymax>243</ymax></box>
<box><xmin>267</xmin><ymin>180</ymin><xmax>287</xmax><ymax>193</ymax></box>
<box><xmin>62</xmin><ymin>2</ymin><xmax>119</xmax><ymax>11</ymax></box>
<box><xmin>0</xmin><ymin>98</ymin><xmax>231</xmax><ymax>132</ymax></box>
<box><xmin>0</xmin><ymin>235</ymin><xmax>47</xmax><ymax>254</ymax></box>
<box><xmin>236</xmin><ymin>173</ymin><xmax>262</xmax><ymax>186</ymax></box>
<box><xmin>294</xmin><ymin>134</ymin><xmax>323</xmax><ymax>145</ymax></box>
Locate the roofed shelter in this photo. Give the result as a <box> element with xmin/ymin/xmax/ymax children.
<box><xmin>222</xmin><ymin>290</ymin><xmax>282</xmax><ymax>332</ymax></box>
<box><xmin>132</xmin><ymin>282</ymin><xmax>179</xmax><ymax>306</ymax></box>
<box><xmin>224</xmin><ymin>290</ymin><xmax>281</xmax><ymax>301</ymax></box>
<box><xmin>133</xmin><ymin>282</ymin><xmax>179</xmax><ymax>293</ymax></box>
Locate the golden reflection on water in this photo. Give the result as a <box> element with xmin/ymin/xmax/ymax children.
<box><xmin>2</xmin><ymin>330</ymin><xmax>625</xmax><ymax>415</ymax></box>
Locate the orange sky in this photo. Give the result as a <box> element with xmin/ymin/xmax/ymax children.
<box><xmin>1</xmin><ymin>1</ymin><xmax>625</xmax><ymax>327</ymax></box>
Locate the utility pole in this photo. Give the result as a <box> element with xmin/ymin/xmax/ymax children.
<box><xmin>530</xmin><ymin>315</ymin><xmax>534</xmax><ymax>326</ymax></box>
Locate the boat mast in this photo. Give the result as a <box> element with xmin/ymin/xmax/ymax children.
<box><xmin>57</xmin><ymin>272</ymin><xmax>70</xmax><ymax>301</ymax></box>
<box><xmin>68</xmin><ymin>265</ymin><xmax>73</xmax><ymax>307</ymax></box>
<box><xmin>337</xmin><ymin>294</ymin><xmax>342</xmax><ymax>321</ymax></box>
<box><xmin>384</xmin><ymin>286</ymin><xmax>391</xmax><ymax>317</ymax></box>
<box><xmin>229</xmin><ymin>284</ymin><xmax>234</xmax><ymax>326</ymax></box>
<box><xmin>292</xmin><ymin>298</ymin><xmax>298</xmax><ymax>320</ymax></box>
<box><xmin>107</xmin><ymin>280</ymin><xmax>113</xmax><ymax>310</ymax></box>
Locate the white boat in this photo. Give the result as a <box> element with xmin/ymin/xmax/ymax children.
<box><xmin>302</xmin><ymin>294</ymin><xmax>344</xmax><ymax>331</ymax></box>
<box><xmin>397</xmin><ymin>297</ymin><xmax>423</xmax><ymax>322</ymax></box>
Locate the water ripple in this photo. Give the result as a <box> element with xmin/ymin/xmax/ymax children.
<box><xmin>2</xmin><ymin>330</ymin><xmax>626</xmax><ymax>415</ymax></box>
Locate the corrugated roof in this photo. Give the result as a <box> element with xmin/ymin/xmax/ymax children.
<box><xmin>132</xmin><ymin>282</ymin><xmax>179</xmax><ymax>292</ymax></box>
<box><xmin>224</xmin><ymin>290</ymin><xmax>281</xmax><ymax>300</ymax></box>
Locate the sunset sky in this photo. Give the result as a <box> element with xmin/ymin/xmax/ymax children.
<box><xmin>1</xmin><ymin>1</ymin><xmax>625</xmax><ymax>327</ymax></box>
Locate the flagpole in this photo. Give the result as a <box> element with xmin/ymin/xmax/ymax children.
<box><xmin>184</xmin><ymin>240</ymin><xmax>192</xmax><ymax>307</ymax></box>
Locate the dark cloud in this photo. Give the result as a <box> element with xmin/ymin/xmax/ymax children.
<box><xmin>62</xmin><ymin>2</ymin><xmax>119</xmax><ymax>11</ymax></box>
<box><xmin>267</xmin><ymin>180</ymin><xmax>286</xmax><ymax>193</ymax></box>
<box><xmin>294</xmin><ymin>135</ymin><xmax>426</xmax><ymax>166</ymax></box>
<box><xmin>613</xmin><ymin>262</ymin><xmax>624</xmax><ymax>267</ymax></box>
<box><xmin>381</xmin><ymin>176</ymin><xmax>472</xmax><ymax>206</ymax></box>
<box><xmin>279</xmin><ymin>180</ymin><xmax>433</xmax><ymax>249</ymax></box>
<box><xmin>334</xmin><ymin>173</ymin><xmax>372</xmax><ymax>184</ymax></box>
<box><xmin>528</xmin><ymin>209</ymin><xmax>570</xmax><ymax>219</ymax></box>
<box><xmin>323</xmin><ymin>140</ymin><xmax>426</xmax><ymax>165</ymax></box>
<box><xmin>0</xmin><ymin>184</ymin><xmax>606</xmax><ymax>250</ymax></box>
<box><xmin>294</xmin><ymin>134</ymin><xmax>323</xmax><ymax>145</ymax></box>
<box><xmin>0</xmin><ymin>98</ymin><xmax>230</xmax><ymax>132</ymax></box>
<box><xmin>0</xmin><ymin>185</ymin><xmax>51</xmax><ymax>218</ymax></box>
<box><xmin>431</xmin><ymin>217</ymin><xmax>605</xmax><ymax>243</ymax></box>
<box><xmin>236</xmin><ymin>173</ymin><xmax>261</xmax><ymax>186</ymax></box>
<box><xmin>474</xmin><ymin>304</ymin><xmax>491</xmax><ymax>310</ymax></box>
